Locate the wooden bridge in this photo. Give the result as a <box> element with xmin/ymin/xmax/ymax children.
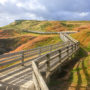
<box><xmin>0</xmin><ymin>32</ymin><xmax>79</xmax><ymax>90</ymax></box>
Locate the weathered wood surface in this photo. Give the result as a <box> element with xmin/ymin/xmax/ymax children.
<box><xmin>32</xmin><ymin>61</ymin><xmax>49</xmax><ymax>90</ymax></box>
<box><xmin>23</xmin><ymin>30</ymin><xmax>78</xmax><ymax>34</ymax></box>
<box><xmin>0</xmin><ymin>32</ymin><xmax>79</xmax><ymax>90</ymax></box>
<box><xmin>0</xmin><ymin>42</ymin><xmax>66</xmax><ymax>72</ymax></box>
<box><xmin>32</xmin><ymin>33</ymin><xmax>79</xmax><ymax>90</ymax></box>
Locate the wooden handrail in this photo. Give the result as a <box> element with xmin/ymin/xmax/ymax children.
<box><xmin>0</xmin><ymin>42</ymin><xmax>65</xmax><ymax>71</ymax></box>
<box><xmin>32</xmin><ymin>61</ymin><xmax>49</xmax><ymax>90</ymax></box>
<box><xmin>32</xmin><ymin>33</ymin><xmax>79</xmax><ymax>90</ymax></box>
<box><xmin>0</xmin><ymin>31</ymin><xmax>79</xmax><ymax>90</ymax></box>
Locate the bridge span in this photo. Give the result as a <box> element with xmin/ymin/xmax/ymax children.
<box><xmin>0</xmin><ymin>31</ymin><xmax>79</xmax><ymax>90</ymax></box>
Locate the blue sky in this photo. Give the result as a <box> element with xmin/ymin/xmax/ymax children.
<box><xmin>0</xmin><ymin>0</ymin><xmax>90</xmax><ymax>26</ymax></box>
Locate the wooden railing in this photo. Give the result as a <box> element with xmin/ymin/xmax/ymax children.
<box><xmin>0</xmin><ymin>31</ymin><xmax>79</xmax><ymax>90</ymax></box>
<box><xmin>32</xmin><ymin>33</ymin><xmax>79</xmax><ymax>90</ymax></box>
<box><xmin>23</xmin><ymin>30</ymin><xmax>78</xmax><ymax>34</ymax></box>
<box><xmin>32</xmin><ymin>61</ymin><xmax>49</xmax><ymax>90</ymax></box>
<box><xmin>0</xmin><ymin>41</ymin><xmax>68</xmax><ymax>72</ymax></box>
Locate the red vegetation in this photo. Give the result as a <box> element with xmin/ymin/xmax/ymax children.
<box><xmin>12</xmin><ymin>35</ymin><xmax>55</xmax><ymax>52</ymax></box>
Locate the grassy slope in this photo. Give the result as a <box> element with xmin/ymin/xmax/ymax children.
<box><xmin>49</xmin><ymin>29</ymin><xmax>90</xmax><ymax>89</ymax></box>
<box><xmin>0</xmin><ymin>20</ymin><xmax>90</xmax><ymax>53</ymax></box>
<box><xmin>2</xmin><ymin>20</ymin><xmax>89</xmax><ymax>32</ymax></box>
<box><xmin>0</xmin><ymin>20</ymin><xmax>90</xmax><ymax>52</ymax></box>
<box><xmin>70</xmin><ymin>56</ymin><xmax>90</xmax><ymax>87</ymax></box>
<box><xmin>49</xmin><ymin>55</ymin><xmax>90</xmax><ymax>90</ymax></box>
<box><xmin>11</xmin><ymin>34</ymin><xmax>61</xmax><ymax>52</ymax></box>
<box><xmin>72</xmin><ymin>30</ymin><xmax>90</xmax><ymax>52</ymax></box>
<box><xmin>69</xmin><ymin>29</ymin><xmax>90</xmax><ymax>89</ymax></box>
<box><xmin>0</xmin><ymin>20</ymin><xmax>90</xmax><ymax>89</ymax></box>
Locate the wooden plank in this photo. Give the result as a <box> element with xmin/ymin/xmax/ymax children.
<box><xmin>33</xmin><ymin>73</ymin><xmax>40</xmax><ymax>90</ymax></box>
<box><xmin>32</xmin><ymin>61</ymin><xmax>49</xmax><ymax>90</ymax></box>
<box><xmin>0</xmin><ymin>51</ymin><xmax>22</xmax><ymax>59</ymax></box>
<box><xmin>24</xmin><ymin>53</ymin><xmax>38</xmax><ymax>58</ymax></box>
<box><xmin>24</xmin><ymin>47</ymin><xmax>38</xmax><ymax>53</ymax></box>
<box><xmin>24</xmin><ymin>52</ymin><xmax>38</xmax><ymax>57</ymax></box>
<box><xmin>0</xmin><ymin>62</ymin><xmax>22</xmax><ymax>72</ymax></box>
<box><xmin>50</xmin><ymin>53</ymin><xmax>59</xmax><ymax>61</ymax></box>
<box><xmin>0</xmin><ymin>57</ymin><xmax>22</xmax><ymax>66</ymax></box>
<box><xmin>0</xmin><ymin>54</ymin><xmax>21</xmax><ymax>63</ymax></box>
<box><xmin>46</xmin><ymin>54</ymin><xmax>50</xmax><ymax>82</ymax></box>
<box><xmin>58</xmin><ymin>49</ymin><xmax>61</xmax><ymax>62</ymax></box>
<box><xmin>50</xmin><ymin>56</ymin><xmax>69</xmax><ymax>72</ymax></box>
<box><xmin>21</xmin><ymin>51</ymin><xmax>24</xmax><ymax>66</ymax></box>
<box><xmin>24</xmin><ymin>49</ymin><xmax>39</xmax><ymax>54</ymax></box>
<box><xmin>36</xmin><ymin>56</ymin><xmax>47</xmax><ymax>63</ymax></box>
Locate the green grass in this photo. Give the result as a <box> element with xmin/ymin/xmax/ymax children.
<box><xmin>86</xmin><ymin>42</ymin><xmax>90</xmax><ymax>52</ymax></box>
<box><xmin>69</xmin><ymin>55</ymin><xmax>90</xmax><ymax>86</ymax></box>
<box><xmin>49</xmin><ymin>47</ymin><xmax>90</xmax><ymax>89</ymax></box>
<box><xmin>34</xmin><ymin>35</ymin><xmax>61</xmax><ymax>47</ymax></box>
<box><xmin>68</xmin><ymin>47</ymin><xmax>90</xmax><ymax>87</ymax></box>
<box><xmin>1</xmin><ymin>20</ymin><xmax>89</xmax><ymax>32</ymax></box>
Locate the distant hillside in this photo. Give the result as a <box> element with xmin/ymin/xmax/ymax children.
<box><xmin>1</xmin><ymin>20</ymin><xmax>90</xmax><ymax>32</ymax></box>
<box><xmin>0</xmin><ymin>20</ymin><xmax>90</xmax><ymax>54</ymax></box>
<box><xmin>72</xmin><ymin>29</ymin><xmax>90</xmax><ymax>51</ymax></box>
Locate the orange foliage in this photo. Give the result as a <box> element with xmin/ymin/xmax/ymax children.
<box><xmin>10</xmin><ymin>35</ymin><xmax>55</xmax><ymax>53</ymax></box>
<box><xmin>0</xmin><ymin>29</ymin><xmax>19</xmax><ymax>39</ymax></box>
<box><xmin>72</xmin><ymin>29</ymin><xmax>90</xmax><ymax>47</ymax></box>
<box><xmin>74</xmin><ymin>24</ymin><xmax>90</xmax><ymax>31</ymax></box>
<box><xmin>46</xmin><ymin>21</ymin><xmax>66</xmax><ymax>32</ymax></box>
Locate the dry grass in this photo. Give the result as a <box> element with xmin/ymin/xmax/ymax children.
<box><xmin>72</xmin><ymin>29</ymin><xmax>90</xmax><ymax>51</ymax></box>
<box><xmin>11</xmin><ymin>34</ymin><xmax>60</xmax><ymax>52</ymax></box>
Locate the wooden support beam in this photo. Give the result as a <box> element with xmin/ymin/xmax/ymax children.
<box><xmin>21</xmin><ymin>51</ymin><xmax>25</xmax><ymax>66</ymax></box>
<box><xmin>33</xmin><ymin>73</ymin><xmax>40</xmax><ymax>90</ymax></box>
<box><xmin>58</xmin><ymin>49</ymin><xmax>61</xmax><ymax>62</ymax></box>
<box><xmin>46</xmin><ymin>54</ymin><xmax>50</xmax><ymax>83</ymax></box>
<box><xmin>32</xmin><ymin>61</ymin><xmax>49</xmax><ymax>90</ymax></box>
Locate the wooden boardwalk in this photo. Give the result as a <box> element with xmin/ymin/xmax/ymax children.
<box><xmin>0</xmin><ymin>32</ymin><xmax>79</xmax><ymax>90</ymax></box>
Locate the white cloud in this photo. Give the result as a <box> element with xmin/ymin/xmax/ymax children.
<box><xmin>0</xmin><ymin>0</ymin><xmax>7</xmax><ymax>5</ymax></box>
<box><xmin>0</xmin><ymin>0</ymin><xmax>90</xmax><ymax>26</ymax></box>
<box><xmin>78</xmin><ymin>12</ymin><xmax>89</xmax><ymax>17</ymax></box>
<box><xmin>73</xmin><ymin>12</ymin><xmax>89</xmax><ymax>19</ymax></box>
<box><xmin>0</xmin><ymin>13</ymin><xmax>17</xmax><ymax>27</ymax></box>
<box><xmin>26</xmin><ymin>13</ymin><xmax>44</xmax><ymax>20</ymax></box>
<box><xmin>16</xmin><ymin>0</ymin><xmax>46</xmax><ymax>11</ymax></box>
<box><xmin>0</xmin><ymin>12</ymin><xmax>44</xmax><ymax>27</ymax></box>
<box><xmin>16</xmin><ymin>3</ymin><xmax>23</xmax><ymax>7</ymax></box>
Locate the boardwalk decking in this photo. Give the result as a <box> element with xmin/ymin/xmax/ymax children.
<box><xmin>0</xmin><ymin>32</ymin><xmax>79</xmax><ymax>90</ymax></box>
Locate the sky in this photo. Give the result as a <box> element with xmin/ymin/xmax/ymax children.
<box><xmin>0</xmin><ymin>0</ymin><xmax>90</xmax><ymax>27</ymax></box>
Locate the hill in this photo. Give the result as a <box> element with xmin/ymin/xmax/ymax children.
<box><xmin>72</xmin><ymin>29</ymin><xmax>90</xmax><ymax>52</ymax></box>
<box><xmin>0</xmin><ymin>20</ymin><xmax>90</xmax><ymax>54</ymax></box>
<box><xmin>1</xmin><ymin>20</ymin><xmax>90</xmax><ymax>32</ymax></box>
<box><xmin>0</xmin><ymin>20</ymin><xmax>90</xmax><ymax>89</ymax></box>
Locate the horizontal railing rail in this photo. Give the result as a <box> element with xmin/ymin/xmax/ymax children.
<box><xmin>32</xmin><ymin>32</ymin><xmax>79</xmax><ymax>90</ymax></box>
<box><xmin>23</xmin><ymin>30</ymin><xmax>78</xmax><ymax>34</ymax></box>
<box><xmin>0</xmin><ymin>31</ymin><xmax>79</xmax><ymax>90</ymax></box>
<box><xmin>32</xmin><ymin>61</ymin><xmax>49</xmax><ymax>90</ymax></box>
<box><xmin>0</xmin><ymin>40</ymin><xmax>69</xmax><ymax>72</ymax></box>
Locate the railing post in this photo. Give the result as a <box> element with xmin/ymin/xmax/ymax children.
<box><xmin>76</xmin><ymin>43</ymin><xmax>77</xmax><ymax>50</ymax></box>
<box><xmin>46</xmin><ymin>54</ymin><xmax>50</xmax><ymax>83</ymax></box>
<box><xmin>67</xmin><ymin>46</ymin><xmax>69</xmax><ymax>57</ymax></box>
<box><xmin>36</xmin><ymin>61</ymin><xmax>39</xmax><ymax>67</ymax></box>
<box><xmin>58</xmin><ymin>49</ymin><xmax>61</xmax><ymax>62</ymax></box>
<box><xmin>39</xmin><ymin>47</ymin><xmax>41</xmax><ymax>56</ymax></box>
<box><xmin>74</xmin><ymin>43</ymin><xmax>76</xmax><ymax>50</ymax></box>
<box><xmin>21</xmin><ymin>51</ymin><xmax>24</xmax><ymax>66</ymax></box>
<box><xmin>72</xmin><ymin>44</ymin><xmax>74</xmax><ymax>53</ymax></box>
<box><xmin>32</xmin><ymin>61</ymin><xmax>49</xmax><ymax>90</ymax></box>
<box><xmin>50</xmin><ymin>45</ymin><xmax>52</xmax><ymax>52</ymax></box>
